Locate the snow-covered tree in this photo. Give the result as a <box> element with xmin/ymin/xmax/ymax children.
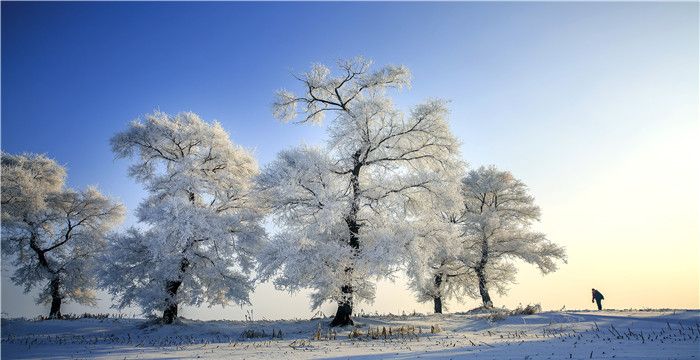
<box><xmin>459</xmin><ymin>165</ymin><xmax>566</xmax><ymax>308</ymax></box>
<box><xmin>1</xmin><ymin>153</ymin><xmax>124</xmax><ymax>318</ymax></box>
<box><xmin>260</xmin><ymin>57</ymin><xmax>462</xmax><ymax>326</ymax></box>
<box><xmin>405</xmin><ymin>207</ymin><xmax>472</xmax><ymax>314</ymax></box>
<box><xmin>102</xmin><ymin>111</ymin><xmax>265</xmax><ymax>324</ymax></box>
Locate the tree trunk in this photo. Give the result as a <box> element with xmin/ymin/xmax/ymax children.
<box><xmin>331</xmin><ymin>151</ymin><xmax>362</xmax><ymax>328</ymax></box>
<box><xmin>162</xmin><ymin>280</ymin><xmax>182</xmax><ymax>324</ymax></box>
<box><xmin>433</xmin><ymin>273</ymin><xmax>443</xmax><ymax>314</ymax></box>
<box><xmin>330</xmin><ymin>284</ymin><xmax>354</xmax><ymax>327</ymax></box>
<box><xmin>162</xmin><ymin>257</ymin><xmax>189</xmax><ymax>324</ymax></box>
<box><xmin>48</xmin><ymin>277</ymin><xmax>62</xmax><ymax>319</ymax></box>
<box><xmin>476</xmin><ymin>267</ymin><xmax>492</xmax><ymax>308</ymax></box>
<box><xmin>162</xmin><ymin>194</ymin><xmax>200</xmax><ymax>324</ymax></box>
<box><xmin>433</xmin><ymin>296</ymin><xmax>443</xmax><ymax>314</ymax></box>
<box><xmin>30</xmin><ymin>234</ymin><xmax>62</xmax><ymax>319</ymax></box>
<box><xmin>476</xmin><ymin>234</ymin><xmax>493</xmax><ymax>308</ymax></box>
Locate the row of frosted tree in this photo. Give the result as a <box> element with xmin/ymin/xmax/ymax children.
<box><xmin>1</xmin><ymin>58</ymin><xmax>566</xmax><ymax>326</ymax></box>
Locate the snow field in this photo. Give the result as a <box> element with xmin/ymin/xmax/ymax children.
<box><xmin>2</xmin><ymin>310</ymin><xmax>698</xmax><ymax>359</ymax></box>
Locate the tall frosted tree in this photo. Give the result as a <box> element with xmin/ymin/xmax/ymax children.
<box><xmin>460</xmin><ymin>165</ymin><xmax>566</xmax><ymax>308</ymax></box>
<box><xmin>102</xmin><ymin>111</ymin><xmax>265</xmax><ymax>324</ymax></box>
<box><xmin>259</xmin><ymin>57</ymin><xmax>461</xmax><ymax>326</ymax></box>
<box><xmin>1</xmin><ymin>153</ymin><xmax>124</xmax><ymax>318</ymax></box>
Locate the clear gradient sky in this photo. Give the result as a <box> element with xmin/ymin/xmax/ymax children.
<box><xmin>2</xmin><ymin>2</ymin><xmax>698</xmax><ymax>320</ymax></box>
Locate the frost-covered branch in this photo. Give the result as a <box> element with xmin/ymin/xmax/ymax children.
<box><xmin>273</xmin><ymin>57</ymin><xmax>411</xmax><ymax>124</ymax></box>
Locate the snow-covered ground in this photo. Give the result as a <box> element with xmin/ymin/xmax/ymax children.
<box><xmin>2</xmin><ymin>310</ymin><xmax>698</xmax><ymax>359</ymax></box>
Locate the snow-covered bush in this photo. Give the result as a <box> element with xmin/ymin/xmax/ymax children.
<box><xmin>511</xmin><ymin>304</ymin><xmax>541</xmax><ymax>316</ymax></box>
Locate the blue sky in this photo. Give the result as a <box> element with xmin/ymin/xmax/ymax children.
<box><xmin>2</xmin><ymin>2</ymin><xmax>698</xmax><ymax>319</ymax></box>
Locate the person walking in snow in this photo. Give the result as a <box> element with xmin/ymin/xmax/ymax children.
<box><xmin>591</xmin><ymin>288</ymin><xmax>604</xmax><ymax>310</ymax></box>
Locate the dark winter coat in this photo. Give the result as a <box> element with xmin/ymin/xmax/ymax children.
<box><xmin>592</xmin><ymin>290</ymin><xmax>604</xmax><ymax>301</ymax></box>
